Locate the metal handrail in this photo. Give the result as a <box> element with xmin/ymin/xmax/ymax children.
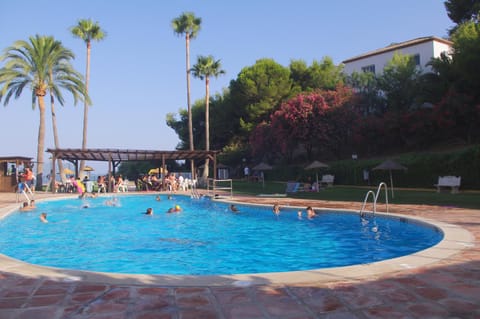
<box><xmin>359</xmin><ymin>182</ymin><xmax>389</xmax><ymax>216</ymax></box>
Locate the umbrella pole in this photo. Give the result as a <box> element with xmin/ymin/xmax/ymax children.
<box><xmin>316</xmin><ymin>172</ymin><xmax>319</xmax><ymax>192</ymax></box>
<box><xmin>390</xmin><ymin>170</ymin><xmax>394</xmax><ymax>199</ymax></box>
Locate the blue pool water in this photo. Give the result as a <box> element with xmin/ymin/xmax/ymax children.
<box><xmin>0</xmin><ymin>195</ymin><xmax>443</xmax><ymax>275</ymax></box>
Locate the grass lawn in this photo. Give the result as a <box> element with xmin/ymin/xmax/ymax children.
<box><xmin>230</xmin><ymin>180</ymin><xmax>480</xmax><ymax>209</ymax></box>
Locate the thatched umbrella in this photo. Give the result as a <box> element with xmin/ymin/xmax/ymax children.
<box><xmin>372</xmin><ymin>159</ymin><xmax>407</xmax><ymax>198</ymax></box>
<box><xmin>305</xmin><ymin>160</ymin><xmax>329</xmax><ymax>192</ymax></box>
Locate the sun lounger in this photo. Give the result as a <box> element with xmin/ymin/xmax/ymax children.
<box><xmin>286</xmin><ymin>182</ymin><xmax>301</xmax><ymax>193</ymax></box>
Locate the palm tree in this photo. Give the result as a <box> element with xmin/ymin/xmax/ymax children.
<box><xmin>191</xmin><ymin>55</ymin><xmax>225</xmax><ymax>180</ymax></box>
<box><xmin>172</xmin><ymin>12</ymin><xmax>201</xmax><ymax>177</ymax></box>
<box><xmin>0</xmin><ymin>35</ymin><xmax>88</xmax><ymax>189</ymax></box>
<box><xmin>70</xmin><ymin>18</ymin><xmax>106</xmax><ymax>173</ymax></box>
<box><xmin>48</xmin><ymin>49</ymin><xmax>90</xmax><ymax>184</ymax></box>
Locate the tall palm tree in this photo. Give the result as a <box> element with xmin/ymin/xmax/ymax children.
<box><xmin>172</xmin><ymin>12</ymin><xmax>201</xmax><ymax>177</ymax></box>
<box><xmin>70</xmin><ymin>18</ymin><xmax>106</xmax><ymax>173</ymax></box>
<box><xmin>48</xmin><ymin>50</ymin><xmax>90</xmax><ymax>184</ymax></box>
<box><xmin>0</xmin><ymin>35</ymin><xmax>88</xmax><ymax>189</ymax></box>
<box><xmin>191</xmin><ymin>55</ymin><xmax>225</xmax><ymax>180</ymax></box>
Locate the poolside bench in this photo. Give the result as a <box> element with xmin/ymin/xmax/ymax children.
<box><xmin>434</xmin><ymin>176</ymin><xmax>461</xmax><ymax>194</ymax></box>
<box><xmin>320</xmin><ymin>174</ymin><xmax>335</xmax><ymax>187</ymax></box>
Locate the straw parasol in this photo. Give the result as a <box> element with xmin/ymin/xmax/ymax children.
<box><xmin>62</xmin><ymin>168</ymin><xmax>74</xmax><ymax>176</ymax></box>
<box><xmin>148</xmin><ymin>167</ymin><xmax>167</xmax><ymax>175</ymax></box>
<box><xmin>305</xmin><ymin>160</ymin><xmax>329</xmax><ymax>192</ymax></box>
<box><xmin>252</xmin><ymin>162</ymin><xmax>273</xmax><ymax>188</ymax></box>
<box><xmin>372</xmin><ymin>159</ymin><xmax>407</xmax><ymax>198</ymax></box>
<box><xmin>83</xmin><ymin>165</ymin><xmax>94</xmax><ymax>178</ymax></box>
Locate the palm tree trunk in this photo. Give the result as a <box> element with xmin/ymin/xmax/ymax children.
<box><xmin>36</xmin><ymin>96</ymin><xmax>46</xmax><ymax>190</ymax></box>
<box><xmin>80</xmin><ymin>41</ymin><xmax>92</xmax><ymax>173</ymax></box>
<box><xmin>49</xmin><ymin>89</ymin><xmax>66</xmax><ymax>184</ymax></box>
<box><xmin>202</xmin><ymin>77</ymin><xmax>210</xmax><ymax>181</ymax></box>
<box><xmin>186</xmin><ymin>34</ymin><xmax>195</xmax><ymax>179</ymax></box>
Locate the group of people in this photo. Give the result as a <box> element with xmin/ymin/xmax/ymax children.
<box><xmin>16</xmin><ymin>167</ymin><xmax>36</xmax><ymax>193</ymax></box>
<box><xmin>136</xmin><ymin>173</ymin><xmax>187</xmax><ymax>192</ymax></box>
<box><xmin>229</xmin><ymin>202</ymin><xmax>317</xmax><ymax>219</ymax></box>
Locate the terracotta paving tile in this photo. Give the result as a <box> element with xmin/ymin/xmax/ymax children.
<box><xmin>34</xmin><ymin>284</ymin><xmax>71</xmax><ymax>296</ymax></box>
<box><xmin>132</xmin><ymin>296</ymin><xmax>175</xmax><ymax>312</ymax></box>
<box><xmin>136</xmin><ymin>287</ymin><xmax>171</xmax><ymax>296</ymax></box>
<box><xmin>322</xmin><ymin>311</ymin><xmax>364</xmax><ymax>319</ymax></box>
<box><xmin>287</xmin><ymin>286</ymin><xmax>331</xmax><ymax>299</ymax></box>
<box><xmin>73</xmin><ymin>283</ymin><xmax>110</xmax><ymax>294</ymax></box>
<box><xmin>447</xmin><ymin>283</ymin><xmax>480</xmax><ymax>302</ymax></box>
<box><xmin>14</xmin><ymin>306</ymin><xmax>63</xmax><ymax>319</ymax></box>
<box><xmin>26</xmin><ymin>294</ymin><xmax>66</xmax><ymax>307</ymax></box>
<box><xmin>82</xmin><ymin>298</ymin><xmax>130</xmax><ymax>315</ymax></box>
<box><xmin>221</xmin><ymin>304</ymin><xmax>266</xmax><ymax>319</ymax></box>
<box><xmin>0</xmin><ymin>297</ymin><xmax>26</xmax><ymax>309</ymax></box>
<box><xmin>70</xmin><ymin>291</ymin><xmax>104</xmax><ymax>304</ymax></box>
<box><xmin>0</xmin><ymin>286</ymin><xmax>35</xmax><ymax>298</ymax></box>
<box><xmin>413</xmin><ymin>286</ymin><xmax>449</xmax><ymax>300</ymax></box>
<box><xmin>302</xmin><ymin>294</ymin><xmax>347</xmax><ymax>314</ymax></box>
<box><xmin>406</xmin><ymin>301</ymin><xmax>450</xmax><ymax>318</ymax></box>
<box><xmin>211</xmin><ymin>288</ymin><xmax>252</xmax><ymax>304</ymax></box>
<box><xmin>260</xmin><ymin>298</ymin><xmax>312</xmax><ymax>317</ymax></box>
<box><xmin>362</xmin><ymin>305</ymin><xmax>412</xmax><ymax>319</ymax></box>
<box><xmin>176</xmin><ymin>293</ymin><xmax>212</xmax><ymax>308</ymax></box>
<box><xmin>177</xmin><ymin>307</ymin><xmax>221</xmax><ymax>319</ymax></box>
<box><xmin>101</xmin><ymin>287</ymin><xmax>132</xmax><ymax>302</ymax></box>
<box><xmin>134</xmin><ymin>312</ymin><xmax>175</xmax><ymax>319</ymax></box>
<box><xmin>0</xmin><ymin>309</ymin><xmax>21</xmax><ymax>319</ymax></box>
<box><xmin>379</xmin><ymin>287</ymin><xmax>419</xmax><ymax>303</ymax></box>
<box><xmin>438</xmin><ymin>297</ymin><xmax>479</xmax><ymax>317</ymax></box>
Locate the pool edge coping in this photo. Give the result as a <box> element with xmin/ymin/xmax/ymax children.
<box><xmin>0</xmin><ymin>195</ymin><xmax>474</xmax><ymax>287</ymax></box>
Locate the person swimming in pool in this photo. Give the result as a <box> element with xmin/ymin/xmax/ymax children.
<box><xmin>40</xmin><ymin>212</ymin><xmax>48</xmax><ymax>223</ymax></box>
<box><xmin>145</xmin><ymin>207</ymin><xmax>153</xmax><ymax>215</ymax></box>
<box><xmin>19</xmin><ymin>201</ymin><xmax>33</xmax><ymax>211</ymax></box>
<box><xmin>306</xmin><ymin>206</ymin><xmax>317</xmax><ymax>219</ymax></box>
<box><xmin>272</xmin><ymin>203</ymin><xmax>280</xmax><ymax>216</ymax></box>
<box><xmin>230</xmin><ymin>204</ymin><xmax>239</xmax><ymax>213</ymax></box>
<box><xmin>167</xmin><ymin>205</ymin><xmax>181</xmax><ymax>213</ymax></box>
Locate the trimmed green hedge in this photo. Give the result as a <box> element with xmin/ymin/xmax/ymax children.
<box><xmin>268</xmin><ymin>145</ymin><xmax>480</xmax><ymax>190</ymax></box>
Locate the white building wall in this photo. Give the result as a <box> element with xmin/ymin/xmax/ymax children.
<box><xmin>343</xmin><ymin>39</ymin><xmax>452</xmax><ymax>76</ymax></box>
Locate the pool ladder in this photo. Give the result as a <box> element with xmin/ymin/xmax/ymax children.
<box><xmin>359</xmin><ymin>182</ymin><xmax>389</xmax><ymax>216</ymax></box>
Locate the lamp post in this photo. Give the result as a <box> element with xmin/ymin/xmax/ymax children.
<box><xmin>352</xmin><ymin>154</ymin><xmax>358</xmax><ymax>185</ymax></box>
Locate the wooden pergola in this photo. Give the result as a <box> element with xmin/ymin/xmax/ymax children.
<box><xmin>46</xmin><ymin>148</ymin><xmax>220</xmax><ymax>193</ymax></box>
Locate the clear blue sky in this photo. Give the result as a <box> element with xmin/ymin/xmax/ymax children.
<box><xmin>0</xmin><ymin>0</ymin><xmax>453</xmax><ymax>173</ymax></box>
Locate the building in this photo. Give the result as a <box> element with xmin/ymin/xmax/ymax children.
<box><xmin>342</xmin><ymin>36</ymin><xmax>453</xmax><ymax>75</ymax></box>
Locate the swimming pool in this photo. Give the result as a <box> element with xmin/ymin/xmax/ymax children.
<box><xmin>0</xmin><ymin>194</ymin><xmax>443</xmax><ymax>276</ymax></box>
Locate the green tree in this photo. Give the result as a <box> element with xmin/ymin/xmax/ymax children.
<box><xmin>346</xmin><ymin>71</ymin><xmax>384</xmax><ymax>115</ymax></box>
<box><xmin>450</xmin><ymin>20</ymin><xmax>480</xmax><ymax>97</ymax></box>
<box><xmin>230</xmin><ymin>58</ymin><xmax>292</xmax><ymax>135</ymax></box>
<box><xmin>378</xmin><ymin>51</ymin><xmax>421</xmax><ymax>112</ymax></box>
<box><xmin>289</xmin><ymin>57</ymin><xmax>344</xmax><ymax>92</ymax></box>
<box><xmin>0</xmin><ymin>35</ymin><xmax>87</xmax><ymax>189</ymax></box>
<box><xmin>445</xmin><ymin>0</ymin><xmax>480</xmax><ymax>34</ymax></box>
<box><xmin>191</xmin><ymin>55</ymin><xmax>225</xmax><ymax>180</ymax></box>
<box><xmin>70</xmin><ymin>18</ymin><xmax>106</xmax><ymax>173</ymax></box>
<box><xmin>172</xmin><ymin>12</ymin><xmax>202</xmax><ymax>152</ymax></box>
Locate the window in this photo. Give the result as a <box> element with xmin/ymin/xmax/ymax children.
<box><xmin>361</xmin><ymin>64</ymin><xmax>375</xmax><ymax>74</ymax></box>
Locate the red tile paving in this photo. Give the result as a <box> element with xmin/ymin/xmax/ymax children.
<box><xmin>0</xmin><ymin>192</ymin><xmax>479</xmax><ymax>318</ymax></box>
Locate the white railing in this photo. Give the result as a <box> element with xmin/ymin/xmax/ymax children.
<box><xmin>207</xmin><ymin>178</ymin><xmax>233</xmax><ymax>198</ymax></box>
<box><xmin>359</xmin><ymin>182</ymin><xmax>389</xmax><ymax>216</ymax></box>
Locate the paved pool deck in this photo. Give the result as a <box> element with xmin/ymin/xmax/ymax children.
<box><xmin>0</xmin><ymin>192</ymin><xmax>479</xmax><ymax>318</ymax></box>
